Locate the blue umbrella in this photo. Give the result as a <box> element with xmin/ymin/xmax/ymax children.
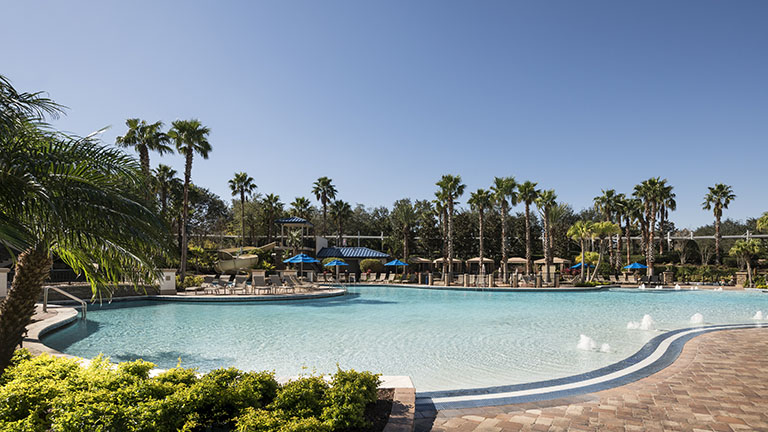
<box><xmin>623</xmin><ymin>262</ymin><xmax>648</xmax><ymax>269</ymax></box>
<box><xmin>385</xmin><ymin>259</ymin><xmax>408</xmax><ymax>279</ymax></box>
<box><xmin>323</xmin><ymin>259</ymin><xmax>348</xmax><ymax>282</ymax></box>
<box><xmin>283</xmin><ymin>253</ymin><xmax>320</xmax><ymax>280</ymax></box>
<box><xmin>570</xmin><ymin>262</ymin><xmax>594</xmax><ymax>269</ymax></box>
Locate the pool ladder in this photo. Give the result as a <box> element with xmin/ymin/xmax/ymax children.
<box><xmin>42</xmin><ymin>286</ymin><xmax>87</xmax><ymax>320</ymax></box>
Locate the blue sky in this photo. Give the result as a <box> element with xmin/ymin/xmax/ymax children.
<box><xmin>3</xmin><ymin>1</ymin><xmax>767</xmax><ymax>228</ymax></box>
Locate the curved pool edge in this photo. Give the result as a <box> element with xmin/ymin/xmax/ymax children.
<box><xmin>24</xmin><ymin>305</ymin><xmax>81</xmax><ymax>359</ymax></box>
<box><xmin>346</xmin><ymin>283</ymin><xmax>614</xmax><ymax>293</ymax></box>
<box><xmin>416</xmin><ymin>323</ymin><xmax>768</xmax><ymax>410</ymax></box>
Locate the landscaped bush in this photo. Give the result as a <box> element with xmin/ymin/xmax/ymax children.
<box><xmin>359</xmin><ymin>259</ymin><xmax>384</xmax><ymax>274</ymax></box>
<box><xmin>175</xmin><ymin>275</ymin><xmax>204</xmax><ymax>289</ymax></box>
<box><xmin>574</xmin><ymin>281</ymin><xmax>602</xmax><ymax>287</ymax></box>
<box><xmin>0</xmin><ymin>350</ymin><xmax>381</xmax><ymax>432</ymax></box>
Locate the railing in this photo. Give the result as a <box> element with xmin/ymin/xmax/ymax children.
<box><xmin>43</xmin><ymin>286</ymin><xmax>87</xmax><ymax>320</ymax></box>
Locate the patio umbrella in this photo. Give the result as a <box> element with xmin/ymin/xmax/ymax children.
<box><xmin>283</xmin><ymin>253</ymin><xmax>320</xmax><ymax>278</ymax></box>
<box><xmin>570</xmin><ymin>262</ymin><xmax>594</xmax><ymax>269</ymax></box>
<box><xmin>323</xmin><ymin>259</ymin><xmax>348</xmax><ymax>282</ymax></box>
<box><xmin>623</xmin><ymin>262</ymin><xmax>648</xmax><ymax>269</ymax></box>
<box><xmin>385</xmin><ymin>259</ymin><xmax>409</xmax><ymax>278</ymax></box>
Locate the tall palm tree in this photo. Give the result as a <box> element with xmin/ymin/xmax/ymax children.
<box><xmin>633</xmin><ymin>177</ymin><xmax>665</xmax><ymax>276</ymax></box>
<box><xmin>468</xmin><ymin>189</ymin><xmax>493</xmax><ymax>276</ymax></box>
<box><xmin>228</xmin><ymin>172</ymin><xmax>256</xmax><ymax>249</ymax></box>
<box><xmin>702</xmin><ymin>183</ymin><xmax>736</xmax><ymax>265</ymax></box>
<box><xmin>329</xmin><ymin>200</ymin><xmax>352</xmax><ymax>245</ymax></box>
<box><xmin>594</xmin><ymin>189</ymin><xmax>621</xmax><ymax>270</ymax></box>
<box><xmin>491</xmin><ymin>176</ymin><xmax>517</xmax><ymax>282</ymax></box>
<box><xmin>729</xmin><ymin>239</ymin><xmax>761</xmax><ymax>287</ymax></box>
<box><xmin>657</xmin><ymin>181</ymin><xmax>676</xmax><ymax>254</ymax></box>
<box><xmin>535</xmin><ymin>189</ymin><xmax>557</xmax><ymax>283</ymax></box>
<box><xmin>616</xmin><ymin>197</ymin><xmax>642</xmax><ymax>266</ymax></box>
<box><xmin>168</xmin><ymin>119</ymin><xmax>211</xmax><ymax>282</ymax></box>
<box><xmin>391</xmin><ymin>199</ymin><xmax>417</xmax><ymax>261</ymax></box>
<box><xmin>517</xmin><ymin>181</ymin><xmax>540</xmax><ymax>275</ymax></box>
<box><xmin>435</xmin><ymin>175</ymin><xmax>465</xmax><ymax>277</ymax></box>
<box><xmin>312</xmin><ymin>177</ymin><xmax>337</xmax><ymax>236</ymax></box>
<box><xmin>0</xmin><ymin>128</ymin><xmax>169</xmax><ymax>373</ymax></box>
<box><xmin>154</xmin><ymin>164</ymin><xmax>177</xmax><ymax>218</ymax></box>
<box><xmin>115</xmin><ymin>119</ymin><xmax>172</xmax><ymax>177</ymax></box>
<box><xmin>588</xmin><ymin>221</ymin><xmax>621</xmax><ymax>282</ymax></box>
<box><xmin>290</xmin><ymin>197</ymin><xmax>313</xmax><ymax>220</ymax></box>
<box><xmin>261</xmin><ymin>193</ymin><xmax>283</xmax><ymax>242</ymax></box>
<box><xmin>433</xmin><ymin>191</ymin><xmax>449</xmax><ymax>275</ymax></box>
<box><xmin>567</xmin><ymin>220</ymin><xmax>594</xmax><ymax>283</ymax></box>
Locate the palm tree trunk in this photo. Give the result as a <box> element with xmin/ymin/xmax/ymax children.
<box><xmin>139</xmin><ymin>146</ymin><xmax>150</xmax><ymax>177</ymax></box>
<box><xmin>322</xmin><ymin>199</ymin><xmax>328</xmax><ymax>236</ymax></box>
<box><xmin>589</xmin><ymin>240</ymin><xmax>605</xmax><ymax>282</ymax></box>
<box><xmin>0</xmin><ymin>248</ymin><xmax>52</xmax><ymax>374</ymax></box>
<box><xmin>448</xmin><ymin>200</ymin><xmax>454</xmax><ymax>275</ymax></box>
<box><xmin>580</xmin><ymin>239</ymin><xmax>586</xmax><ymax>283</ymax></box>
<box><xmin>240</xmin><ymin>191</ymin><xmax>245</xmax><ymax>249</ymax></box>
<box><xmin>180</xmin><ymin>150</ymin><xmax>193</xmax><ymax>282</ymax></box>
<box><xmin>479</xmin><ymin>209</ymin><xmax>484</xmax><ymax>272</ymax></box>
<box><xmin>715</xmin><ymin>213</ymin><xmax>721</xmax><ymax>265</ymax></box>
<box><xmin>646</xmin><ymin>206</ymin><xmax>657</xmax><ymax>277</ymax></box>
<box><xmin>625</xmin><ymin>222</ymin><xmax>631</xmax><ymax>266</ymax></box>
<box><xmin>543</xmin><ymin>212</ymin><xmax>551</xmax><ymax>283</ymax></box>
<box><xmin>501</xmin><ymin>203</ymin><xmax>507</xmax><ymax>283</ymax></box>
<box><xmin>524</xmin><ymin>203</ymin><xmax>532</xmax><ymax>275</ymax></box>
<box><xmin>403</xmin><ymin>229</ymin><xmax>408</xmax><ymax>262</ymax></box>
<box><xmin>747</xmin><ymin>260</ymin><xmax>753</xmax><ymax>287</ymax></box>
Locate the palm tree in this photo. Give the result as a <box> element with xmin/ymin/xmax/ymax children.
<box><xmin>391</xmin><ymin>199</ymin><xmax>417</xmax><ymax>262</ymax></box>
<box><xmin>261</xmin><ymin>193</ymin><xmax>283</xmax><ymax>242</ymax></box>
<box><xmin>290</xmin><ymin>197</ymin><xmax>313</xmax><ymax>220</ymax></box>
<box><xmin>535</xmin><ymin>189</ymin><xmax>557</xmax><ymax>283</ymax></box>
<box><xmin>757</xmin><ymin>212</ymin><xmax>768</xmax><ymax>233</ymax></box>
<box><xmin>518</xmin><ymin>181</ymin><xmax>540</xmax><ymax>275</ymax></box>
<box><xmin>228</xmin><ymin>172</ymin><xmax>257</xmax><ymax>249</ymax></box>
<box><xmin>435</xmin><ymin>175</ymin><xmax>465</xmax><ymax>277</ymax></box>
<box><xmin>115</xmin><ymin>119</ymin><xmax>172</xmax><ymax>177</ymax></box>
<box><xmin>312</xmin><ymin>177</ymin><xmax>337</xmax><ymax>236</ymax></box>
<box><xmin>729</xmin><ymin>239</ymin><xmax>761</xmax><ymax>287</ymax></box>
<box><xmin>588</xmin><ymin>221</ymin><xmax>621</xmax><ymax>282</ymax></box>
<box><xmin>657</xmin><ymin>181</ymin><xmax>676</xmax><ymax>254</ymax></box>
<box><xmin>154</xmin><ymin>164</ymin><xmax>177</xmax><ymax>218</ymax></box>
<box><xmin>702</xmin><ymin>184</ymin><xmax>736</xmax><ymax>265</ymax></box>
<box><xmin>468</xmin><ymin>189</ymin><xmax>493</xmax><ymax>276</ymax></box>
<box><xmin>633</xmin><ymin>177</ymin><xmax>665</xmax><ymax>276</ymax></box>
<box><xmin>433</xmin><ymin>191</ymin><xmax>449</xmax><ymax>275</ymax></box>
<box><xmin>594</xmin><ymin>189</ymin><xmax>622</xmax><ymax>269</ymax></box>
<box><xmin>616</xmin><ymin>197</ymin><xmax>642</xmax><ymax>266</ymax></box>
<box><xmin>329</xmin><ymin>200</ymin><xmax>352</xmax><ymax>245</ymax></box>
<box><xmin>491</xmin><ymin>177</ymin><xmax>517</xmax><ymax>282</ymax></box>
<box><xmin>0</xmin><ymin>128</ymin><xmax>169</xmax><ymax>373</ymax></box>
<box><xmin>567</xmin><ymin>220</ymin><xmax>594</xmax><ymax>283</ymax></box>
<box><xmin>168</xmin><ymin>119</ymin><xmax>211</xmax><ymax>282</ymax></box>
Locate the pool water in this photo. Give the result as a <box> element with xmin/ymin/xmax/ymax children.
<box><xmin>42</xmin><ymin>286</ymin><xmax>768</xmax><ymax>391</ymax></box>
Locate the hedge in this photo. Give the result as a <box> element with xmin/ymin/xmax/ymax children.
<box><xmin>0</xmin><ymin>350</ymin><xmax>381</xmax><ymax>432</ymax></box>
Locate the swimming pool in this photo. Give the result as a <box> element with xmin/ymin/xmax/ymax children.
<box><xmin>42</xmin><ymin>286</ymin><xmax>768</xmax><ymax>391</ymax></box>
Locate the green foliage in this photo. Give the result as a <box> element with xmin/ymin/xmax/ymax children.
<box><xmin>360</xmin><ymin>259</ymin><xmax>384</xmax><ymax>273</ymax></box>
<box><xmin>669</xmin><ymin>265</ymin><xmax>737</xmax><ymax>283</ymax></box>
<box><xmin>0</xmin><ymin>350</ymin><xmax>380</xmax><ymax>432</ymax></box>
<box><xmin>575</xmin><ymin>281</ymin><xmax>601</xmax><ymax>287</ymax></box>
<box><xmin>175</xmin><ymin>275</ymin><xmax>203</xmax><ymax>289</ymax></box>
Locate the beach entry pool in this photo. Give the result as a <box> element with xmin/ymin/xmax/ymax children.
<box><xmin>42</xmin><ymin>286</ymin><xmax>768</xmax><ymax>391</ymax></box>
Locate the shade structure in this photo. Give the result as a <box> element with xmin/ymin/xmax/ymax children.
<box><xmin>385</xmin><ymin>259</ymin><xmax>408</xmax><ymax>267</ymax></box>
<box><xmin>570</xmin><ymin>262</ymin><xmax>594</xmax><ymax>269</ymax></box>
<box><xmin>466</xmin><ymin>257</ymin><xmax>494</xmax><ymax>263</ymax></box>
<box><xmin>507</xmin><ymin>257</ymin><xmax>527</xmax><ymax>264</ymax></box>
<box><xmin>323</xmin><ymin>259</ymin><xmax>348</xmax><ymax>267</ymax></box>
<box><xmin>283</xmin><ymin>253</ymin><xmax>319</xmax><ymax>264</ymax></box>
<box><xmin>624</xmin><ymin>262</ymin><xmax>648</xmax><ymax>269</ymax></box>
<box><xmin>534</xmin><ymin>257</ymin><xmax>570</xmax><ymax>264</ymax></box>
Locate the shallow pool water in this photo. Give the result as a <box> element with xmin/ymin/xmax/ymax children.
<box><xmin>42</xmin><ymin>286</ymin><xmax>768</xmax><ymax>391</ymax></box>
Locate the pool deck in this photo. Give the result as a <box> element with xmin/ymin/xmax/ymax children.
<box><xmin>417</xmin><ymin>327</ymin><xmax>768</xmax><ymax>431</ymax></box>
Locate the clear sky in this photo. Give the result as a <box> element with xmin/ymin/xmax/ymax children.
<box><xmin>3</xmin><ymin>1</ymin><xmax>767</xmax><ymax>229</ymax></box>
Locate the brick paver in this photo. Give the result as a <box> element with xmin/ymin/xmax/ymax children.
<box><xmin>417</xmin><ymin>328</ymin><xmax>768</xmax><ymax>432</ymax></box>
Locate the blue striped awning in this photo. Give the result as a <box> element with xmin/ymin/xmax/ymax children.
<box><xmin>275</xmin><ymin>216</ymin><xmax>313</xmax><ymax>226</ymax></box>
<box><xmin>317</xmin><ymin>247</ymin><xmax>389</xmax><ymax>259</ymax></box>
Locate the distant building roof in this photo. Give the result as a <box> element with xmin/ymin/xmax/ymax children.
<box><xmin>317</xmin><ymin>247</ymin><xmax>389</xmax><ymax>259</ymax></box>
<box><xmin>275</xmin><ymin>216</ymin><xmax>313</xmax><ymax>226</ymax></box>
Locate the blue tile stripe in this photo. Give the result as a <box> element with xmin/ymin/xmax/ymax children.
<box><xmin>416</xmin><ymin>323</ymin><xmax>766</xmax><ymax>410</ymax></box>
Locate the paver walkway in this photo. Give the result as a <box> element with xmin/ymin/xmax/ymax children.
<box><xmin>417</xmin><ymin>328</ymin><xmax>768</xmax><ymax>431</ymax></box>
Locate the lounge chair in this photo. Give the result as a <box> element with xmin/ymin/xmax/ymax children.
<box><xmin>185</xmin><ymin>275</ymin><xmax>215</xmax><ymax>295</ymax></box>
<box><xmin>282</xmin><ymin>276</ymin><xmax>297</xmax><ymax>294</ymax></box>
<box><xmin>252</xmin><ymin>275</ymin><xmax>270</xmax><ymax>294</ymax></box>
<box><xmin>230</xmin><ymin>275</ymin><xmax>248</xmax><ymax>294</ymax></box>
<box><xmin>289</xmin><ymin>275</ymin><xmax>312</xmax><ymax>292</ymax></box>
<box><xmin>374</xmin><ymin>273</ymin><xmax>384</xmax><ymax>283</ymax></box>
<box><xmin>386</xmin><ymin>273</ymin><xmax>396</xmax><ymax>283</ymax></box>
<box><xmin>269</xmin><ymin>275</ymin><xmax>286</xmax><ymax>293</ymax></box>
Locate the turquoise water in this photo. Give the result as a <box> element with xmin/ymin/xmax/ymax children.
<box><xmin>42</xmin><ymin>286</ymin><xmax>768</xmax><ymax>391</ymax></box>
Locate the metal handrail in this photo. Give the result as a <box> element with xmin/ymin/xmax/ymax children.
<box><xmin>43</xmin><ymin>286</ymin><xmax>87</xmax><ymax>320</ymax></box>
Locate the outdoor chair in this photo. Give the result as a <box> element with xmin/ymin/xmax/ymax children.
<box><xmin>269</xmin><ymin>274</ymin><xmax>287</xmax><ymax>293</ymax></box>
<box><xmin>282</xmin><ymin>277</ymin><xmax>297</xmax><ymax>294</ymax></box>
<box><xmin>230</xmin><ymin>275</ymin><xmax>248</xmax><ymax>294</ymax></box>
<box><xmin>386</xmin><ymin>273</ymin><xmax>396</xmax><ymax>283</ymax></box>
<box><xmin>289</xmin><ymin>275</ymin><xmax>312</xmax><ymax>292</ymax></box>
<box><xmin>252</xmin><ymin>275</ymin><xmax>270</xmax><ymax>294</ymax></box>
<box><xmin>185</xmin><ymin>275</ymin><xmax>215</xmax><ymax>295</ymax></box>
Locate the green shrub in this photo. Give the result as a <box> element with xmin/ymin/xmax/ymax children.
<box><xmin>175</xmin><ymin>275</ymin><xmax>204</xmax><ymax>289</ymax></box>
<box><xmin>321</xmin><ymin>368</ymin><xmax>380</xmax><ymax>431</ymax></box>
<box><xmin>0</xmin><ymin>350</ymin><xmax>379</xmax><ymax>432</ymax></box>
<box><xmin>359</xmin><ymin>259</ymin><xmax>384</xmax><ymax>274</ymax></box>
<box><xmin>574</xmin><ymin>281</ymin><xmax>601</xmax><ymax>287</ymax></box>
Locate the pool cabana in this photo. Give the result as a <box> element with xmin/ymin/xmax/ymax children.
<box><xmin>432</xmin><ymin>257</ymin><xmax>464</xmax><ymax>273</ymax></box>
<box><xmin>408</xmin><ymin>257</ymin><xmax>432</xmax><ymax>273</ymax></box>
<box><xmin>466</xmin><ymin>257</ymin><xmax>495</xmax><ymax>274</ymax></box>
<box><xmin>534</xmin><ymin>257</ymin><xmax>571</xmax><ymax>274</ymax></box>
